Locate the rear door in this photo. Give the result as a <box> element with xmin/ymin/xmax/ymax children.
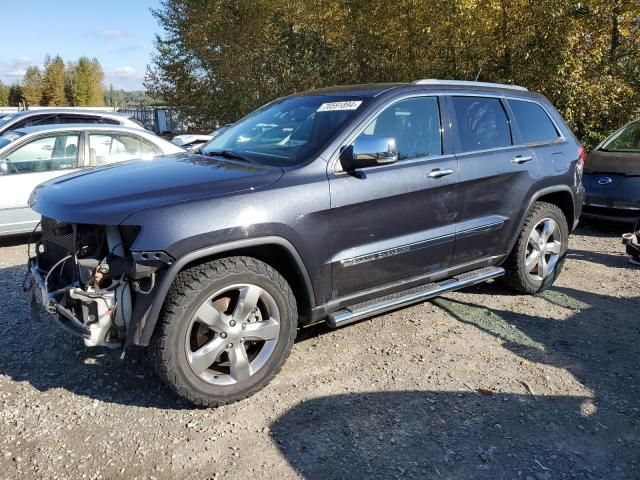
<box><xmin>447</xmin><ymin>95</ymin><xmax>540</xmax><ymax>265</ymax></box>
<box><xmin>329</xmin><ymin>95</ymin><xmax>458</xmax><ymax>298</ymax></box>
<box><xmin>0</xmin><ymin>132</ymin><xmax>82</xmax><ymax>234</ymax></box>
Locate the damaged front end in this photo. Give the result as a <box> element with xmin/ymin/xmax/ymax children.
<box><xmin>27</xmin><ymin>217</ymin><xmax>172</xmax><ymax>350</ymax></box>
<box><xmin>622</xmin><ymin>217</ymin><xmax>640</xmax><ymax>266</ymax></box>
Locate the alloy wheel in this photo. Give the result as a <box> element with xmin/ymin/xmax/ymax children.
<box><xmin>185</xmin><ymin>284</ymin><xmax>281</xmax><ymax>386</ymax></box>
<box><xmin>525</xmin><ymin>218</ymin><xmax>562</xmax><ymax>282</ymax></box>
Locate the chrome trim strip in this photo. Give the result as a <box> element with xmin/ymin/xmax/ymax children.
<box><xmin>339</xmin><ymin>221</ymin><xmax>504</xmax><ymax>267</ymax></box>
<box><xmin>456</xmin><ymin>220</ymin><xmax>505</xmax><ymax>239</ymax></box>
<box><xmin>340</xmin><ymin>233</ymin><xmax>454</xmax><ymax>267</ymax></box>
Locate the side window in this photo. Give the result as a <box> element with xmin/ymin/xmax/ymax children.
<box><xmin>2</xmin><ymin>133</ymin><xmax>79</xmax><ymax>174</ymax></box>
<box><xmin>30</xmin><ymin>114</ymin><xmax>58</xmax><ymax>126</ymax></box>
<box><xmin>508</xmin><ymin>99</ymin><xmax>560</xmax><ymax>144</ymax></box>
<box><xmin>13</xmin><ymin>114</ymin><xmax>57</xmax><ymax>129</ymax></box>
<box><xmin>89</xmin><ymin>133</ymin><xmax>145</xmax><ymax>165</ymax></box>
<box><xmin>99</xmin><ymin>118</ymin><xmax>121</xmax><ymax>125</ymax></box>
<box><xmin>452</xmin><ymin>97</ymin><xmax>512</xmax><ymax>152</ymax></box>
<box><xmin>140</xmin><ymin>139</ymin><xmax>161</xmax><ymax>157</ymax></box>
<box><xmin>59</xmin><ymin>115</ymin><xmax>100</xmax><ymax>124</ymax></box>
<box><xmin>357</xmin><ymin>97</ymin><xmax>442</xmax><ymax>160</ymax></box>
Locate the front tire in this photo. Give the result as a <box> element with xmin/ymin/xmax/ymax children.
<box><xmin>151</xmin><ymin>256</ymin><xmax>297</xmax><ymax>407</ymax></box>
<box><xmin>503</xmin><ymin>202</ymin><xmax>569</xmax><ymax>294</ymax></box>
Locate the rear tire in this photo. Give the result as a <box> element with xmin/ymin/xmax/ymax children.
<box><xmin>503</xmin><ymin>202</ymin><xmax>569</xmax><ymax>294</ymax></box>
<box><xmin>151</xmin><ymin>256</ymin><xmax>297</xmax><ymax>407</ymax></box>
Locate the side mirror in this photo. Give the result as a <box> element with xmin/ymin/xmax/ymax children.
<box><xmin>341</xmin><ymin>135</ymin><xmax>398</xmax><ymax>171</ymax></box>
<box><xmin>0</xmin><ymin>160</ymin><xmax>8</xmax><ymax>176</ymax></box>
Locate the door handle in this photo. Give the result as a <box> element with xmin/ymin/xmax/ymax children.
<box><xmin>512</xmin><ymin>155</ymin><xmax>533</xmax><ymax>164</ymax></box>
<box><xmin>427</xmin><ymin>168</ymin><xmax>454</xmax><ymax>179</ymax></box>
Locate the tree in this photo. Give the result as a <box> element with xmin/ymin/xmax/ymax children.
<box><xmin>8</xmin><ymin>83</ymin><xmax>23</xmax><ymax>107</ymax></box>
<box><xmin>146</xmin><ymin>0</ymin><xmax>640</xmax><ymax>146</ymax></box>
<box><xmin>0</xmin><ymin>81</ymin><xmax>9</xmax><ymax>107</ymax></box>
<box><xmin>22</xmin><ymin>66</ymin><xmax>43</xmax><ymax>106</ymax></box>
<box><xmin>42</xmin><ymin>55</ymin><xmax>68</xmax><ymax>106</ymax></box>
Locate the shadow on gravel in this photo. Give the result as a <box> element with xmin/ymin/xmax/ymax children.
<box><xmin>273</xmin><ymin>282</ymin><xmax>640</xmax><ymax>479</ymax></box>
<box><xmin>0</xmin><ymin>264</ymin><xmax>191</xmax><ymax>409</ymax></box>
<box><xmin>576</xmin><ymin>219</ymin><xmax>632</xmax><ymax>237</ymax></box>
<box><xmin>566</xmin><ymin>248</ymin><xmax>631</xmax><ymax>269</ymax></box>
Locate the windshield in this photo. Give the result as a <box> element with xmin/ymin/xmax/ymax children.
<box><xmin>0</xmin><ymin>114</ymin><xmax>16</xmax><ymax>127</ymax></box>
<box><xmin>601</xmin><ymin>121</ymin><xmax>640</xmax><ymax>153</ymax></box>
<box><xmin>0</xmin><ymin>131</ymin><xmax>24</xmax><ymax>149</ymax></box>
<box><xmin>202</xmin><ymin>96</ymin><xmax>368</xmax><ymax>165</ymax></box>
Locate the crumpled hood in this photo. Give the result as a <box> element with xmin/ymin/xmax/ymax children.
<box><xmin>30</xmin><ymin>153</ymin><xmax>283</xmax><ymax>225</ymax></box>
<box><xmin>585</xmin><ymin>149</ymin><xmax>640</xmax><ymax>176</ymax></box>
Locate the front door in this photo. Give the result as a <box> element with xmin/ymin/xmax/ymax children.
<box><xmin>0</xmin><ymin>132</ymin><xmax>82</xmax><ymax>234</ymax></box>
<box><xmin>329</xmin><ymin>96</ymin><xmax>458</xmax><ymax>298</ymax></box>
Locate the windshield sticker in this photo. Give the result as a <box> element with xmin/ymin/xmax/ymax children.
<box><xmin>317</xmin><ymin>101</ymin><xmax>362</xmax><ymax>112</ymax></box>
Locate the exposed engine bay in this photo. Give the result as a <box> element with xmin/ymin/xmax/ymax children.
<box><xmin>27</xmin><ymin>217</ymin><xmax>166</xmax><ymax>349</ymax></box>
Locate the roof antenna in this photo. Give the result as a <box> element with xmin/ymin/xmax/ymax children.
<box><xmin>474</xmin><ymin>68</ymin><xmax>482</xmax><ymax>82</ymax></box>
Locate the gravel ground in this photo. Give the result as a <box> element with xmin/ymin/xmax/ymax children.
<box><xmin>0</xmin><ymin>222</ymin><xmax>638</xmax><ymax>480</ymax></box>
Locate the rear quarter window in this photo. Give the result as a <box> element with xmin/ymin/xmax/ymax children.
<box><xmin>451</xmin><ymin>97</ymin><xmax>512</xmax><ymax>153</ymax></box>
<box><xmin>508</xmin><ymin>99</ymin><xmax>560</xmax><ymax>144</ymax></box>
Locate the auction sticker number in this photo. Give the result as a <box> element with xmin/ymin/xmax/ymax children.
<box><xmin>317</xmin><ymin>101</ymin><xmax>363</xmax><ymax>112</ymax></box>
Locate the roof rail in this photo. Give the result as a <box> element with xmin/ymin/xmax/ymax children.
<box><xmin>412</xmin><ymin>79</ymin><xmax>528</xmax><ymax>91</ymax></box>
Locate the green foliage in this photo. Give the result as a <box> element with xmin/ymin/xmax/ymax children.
<box><xmin>0</xmin><ymin>81</ymin><xmax>8</xmax><ymax>107</ymax></box>
<box><xmin>105</xmin><ymin>84</ymin><xmax>154</xmax><ymax>107</ymax></box>
<box><xmin>14</xmin><ymin>55</ymin><xmax>110</xmax><ymax>107</ymax></box>
<box><xmin>8</xmin><ymin>83</ymin><xmax>23</xmax><ymax>107</ymax></box>
<box><xmin>22</xmin><ymin>66</ymin><xmax>43</xmax><ymax>106</ymax></box>
<box><xmin>42</xmin><ymin>55</ymin><xmax>68</xmax><ymax>106</ymax></box>
<box><xmin>69</xmin><ymin>57</ymin><xmax>105</xmax><ymax>106</ymax></box>
<box><xmin>146</xmin><ymin>0</ymin><xmax>640</xmax><ymax>146</ymax></box>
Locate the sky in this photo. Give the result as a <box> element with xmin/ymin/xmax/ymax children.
<box><xmin>0</xmin><ymin>0</ymin><xmax>162</xmax><ymax>91</ymax></box>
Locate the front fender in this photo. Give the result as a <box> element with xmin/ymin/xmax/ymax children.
<box><xmin>125</xmin><ymin>236</ymin><xmax>315</xmax><ymax>348</ymax></box>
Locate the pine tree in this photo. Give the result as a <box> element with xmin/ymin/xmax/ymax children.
<box><xmin>0</xmin><ymin>81</ymin><xmax>9</xmax><ymax>107</ymax></box>
<box><xmin>42</xmin><ymin>55</ymin><xmax>68</xmax><ymax>106</ymax></box>
<box><xmin>8</xmin><ymin>83</ymin><xmax>23</xmax><ymax>107</ymax></box>
<box><xmin>22</xmin><ymin>66</ymin><xmax>43</xmax><ymax>106</ymax></box>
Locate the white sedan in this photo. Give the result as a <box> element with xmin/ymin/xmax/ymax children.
<box><xmin>0</xmin><ymin>124</ymin><xmax>184</xmax><ymax>236</ymax></box>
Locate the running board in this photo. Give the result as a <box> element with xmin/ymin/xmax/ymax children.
<box><xmin>326</xmin><ymin>266</ymin><xmax>504</xmax><ymax>328</ymax></box>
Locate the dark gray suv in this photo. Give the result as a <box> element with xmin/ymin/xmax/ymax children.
<box><xmin>27</xmin><ymin>80</ymin><xmax>585</xmax><ymax>406</ymax></box>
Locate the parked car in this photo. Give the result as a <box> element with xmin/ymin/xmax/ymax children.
<box><xmin>582</xmin><ymin>119</ymin><xmax>640</xmax><ymax>223</ymax></box>
<box><xmin>27</xmin><ymin>80</ymin><xmax>584</xmax><ymax>407</ymax></box>
<box><xmin>0</xmin><ymin>124</ymin><xmax>184</xmax><ymax>235</ymax></box>
<box><xmin>0</xmin><ymin>109</ymin><xmax>147</xmax><ymax>136</ymax></box>
<box><xmin>171</xmin><ymin>124</ymin><xmax>233</xmax><ymax>150</ymax></box>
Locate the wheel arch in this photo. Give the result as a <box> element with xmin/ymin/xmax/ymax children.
<box><xmin>129</xmin><ymin>236</ymin><xmax>315</xmax><ymax>347</ymax></box>
<box><xmin>503</xmin><ymin>185</ymin><xmax>575</xmax><ymax>260</ymax></box>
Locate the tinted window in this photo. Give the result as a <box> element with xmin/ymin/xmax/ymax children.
<box><xmin>452</xmin><ymin>97</ymin><xmax>512</xmax><ymax>152</ymax></box>
<box><xmin>29</xmin><ymin>114</ymin><xmax>58</xmax><ymax>126</ymax></box>
<box><xmin>508</xmin><ymin>99</ymin><xmax>559</xmax><ymax>144</ymax></box>
<box><xmin>99</xmin><ymin>118</ymin><xmax>121</xmax><ymax>125</ymax></box>
<box><xmin>58</xmin><ymin>115</ymin><xmax>100</xmax><ymax>124</ymax></box>
<box><xmin>2</xmin><ymin>133</ymin><xmax>79</xmax><ymax>174</ymax></box>
<box><xmin>358</xmin><ymin>97</ymin><xmax>442</xmax><ymax>160</ymax></box>
<box><xmin>601</xmin><ymin>121</ymin><xmax>640</xmax><ymax>153</ymax></box>
<box><xmin>89</xmin><ymin>133</ymin><xmax>156</xmax><ymax>166</ymax></box>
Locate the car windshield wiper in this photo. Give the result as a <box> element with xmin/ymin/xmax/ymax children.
<box><xmin>203</xmin><ymin>149</ymin><xmax>256</xmax><ymax>164</ymax></box>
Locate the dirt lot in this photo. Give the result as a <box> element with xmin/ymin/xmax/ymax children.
<box><xmin>0</xmin><ymin>222</ymin><xmax>638</xmax><ymax>480</ymax></box>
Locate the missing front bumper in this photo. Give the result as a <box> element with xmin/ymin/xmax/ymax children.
<box><xmin>28</xmin><ymin>258</ymin><xmax>122</xmax><ymax>348</ymax></box>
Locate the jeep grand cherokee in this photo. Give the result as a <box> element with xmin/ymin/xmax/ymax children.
<box><xmin>27</xmin><ymin>80</ymin><xmax>585</xmax><ymax>406</ymax></box>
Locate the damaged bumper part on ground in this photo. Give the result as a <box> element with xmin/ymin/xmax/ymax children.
<box><xmin>26</xmin><ymin>217</ymin><xmax>171</xmax><ymax>350</ymax></box>
<box><xmin>622</xmin><ymin>219</ymin><xmax>640</xmax><ymax>265</ymax></box>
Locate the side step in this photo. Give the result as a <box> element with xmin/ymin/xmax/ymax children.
<box><xmin>326</xmin><ymin>266</ymin><xmax>504</xmax><ymax>328</ymax></box>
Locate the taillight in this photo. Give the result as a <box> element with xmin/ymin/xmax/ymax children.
<box><xmin>577</xmin><ymin>147</ymin><xmax>586</xmax><ymax>170</ymax></box>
